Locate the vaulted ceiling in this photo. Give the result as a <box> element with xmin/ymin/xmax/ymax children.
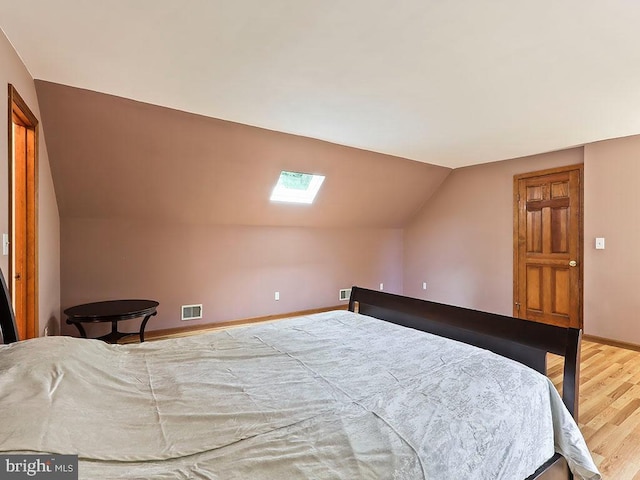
<box><xmin>3</xmin><ymin>1</ymin><xmax>640</xmax><ymax>168</ymax></box>
<box><xmin>36</xmin><ymin>81</ymin><xmax>450</xmax><ymax>228</ymax></box>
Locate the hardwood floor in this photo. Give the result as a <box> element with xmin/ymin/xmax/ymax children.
<box><xmin>548</xmin><ymin>340</ymin><xmax>640</xmax><ymax>479</ymax></box>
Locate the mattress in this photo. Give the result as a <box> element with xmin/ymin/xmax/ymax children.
<box><xmin>0</xmin><ymin>310</ymin><xmax>600</xmax><ymax>479</ymax></box>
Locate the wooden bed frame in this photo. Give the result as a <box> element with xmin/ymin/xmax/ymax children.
<box><xmin>0</xmin><ymin>269</ymin><xmax>18</xmax><ymax>345</ymax></box>
<box><xmin>0</xmin><ymin>276</ymin><xmax>579</xmax><ymax>480</ymax></box>
<box><xmin>349</xmin><ymin>286</ymin><xmax>580</xmax><ymax>480</ymax></box>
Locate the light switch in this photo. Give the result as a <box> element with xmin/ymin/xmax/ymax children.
<box><xmin>2</xmin><ymin>234</ymin><xmax>8</xmax><ymax>256</ymax></box>
<box><xmin>595</xmin><ymin>237</ymin><xmax>605</xmax><ymax>250</ymax></box>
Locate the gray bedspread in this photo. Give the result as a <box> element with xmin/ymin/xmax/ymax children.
<box><xmin>0</xmin><ymin>310</ymin><xmax>600</xmax><ymax>479</ymax></box>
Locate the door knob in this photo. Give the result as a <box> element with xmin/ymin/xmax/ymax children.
<box><xmin>569</xmin><ymin>261</ymin><xmax>577</xmax><ymax>267</ymax></box>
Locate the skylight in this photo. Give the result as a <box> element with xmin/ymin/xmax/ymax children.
<box><xmin>270</xmin><ymin>171</ymin><xmax>325</xmax><ymax>204</ymax></box>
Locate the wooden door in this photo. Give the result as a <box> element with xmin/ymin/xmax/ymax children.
<box><xmin>8</xmin><ymin>85</ymin><xmax>38</xmax><ymax>340</ymax></box>
<box><xmin>513</xmin><ymin>165</ymin><xmax>583</xmax><ymax>328</ymax></box>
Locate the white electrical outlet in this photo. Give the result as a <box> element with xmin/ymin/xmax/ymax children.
<box><xmin>379</xmin><ymin>283</ymin><xmax>384</xmax><ymax>291</ymax></box>
<box><xmin>422</xmin><ymin>282</ymin><xmax>427</xmax><ymax>290</ymax></box>
<box><xmin>275</xmin><ymin>291</ymin><xmax>280</xmax><ymax>301</ymax></box>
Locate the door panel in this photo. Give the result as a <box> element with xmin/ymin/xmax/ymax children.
<box><xmin>552</xmin><ymin>268</ymin><xmax>570</xmax><ymax>315</ymax></box>
<box><xmin>12</xmin><ymin>123</ymin><xmax>28</xmax><ymax>339</ymax></box>
<box><xmin>526</xmin><ymin>266</ymin><xmax>542</xmax><ymax>311</ymax></box>
<box><xmin>527</xmin><ymin>210</ymin><xmax>542</xmax><ymax>252</ymax></box>
<box><xmin>514</xmin><ymin>166</ymin><xmax>583</xmax><ymax>328</ymax></box>
<box><xmin>9</xmin><ymin>85</ymin><xmax>38</xmax><ymax>340</ymax></box>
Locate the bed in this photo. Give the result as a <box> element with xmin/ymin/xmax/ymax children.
<box><xmin>0</xmin><ymin>274</ymin><xmax>599</xmax><ymax>479</ymax></box>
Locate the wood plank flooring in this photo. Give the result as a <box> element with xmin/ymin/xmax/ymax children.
<box><xmin>548</xmin><ymin>340</ymin><xmax>640</xmax><ymax>479</ymax></box>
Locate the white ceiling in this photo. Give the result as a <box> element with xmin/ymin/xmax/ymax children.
<box><xmin>2</xmin><ymin>1</ymin><xmax>640</xmax><ymax>168</ymax></box>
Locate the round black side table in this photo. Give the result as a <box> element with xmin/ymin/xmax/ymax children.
<box><xmin>65</xmin><ymin>299</ymin><xmax>159</xmax><ymax>343</ymax></box>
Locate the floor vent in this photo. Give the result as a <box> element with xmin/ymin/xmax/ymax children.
<box><xmin>339</xmin><ymin>288</ymin><xmax>352</xmax><ymax>301</ymax></box>
<box><xmin>182</xmin><ymin>304</ymin><xmax>203</xmax><ymax>320</ymax></box>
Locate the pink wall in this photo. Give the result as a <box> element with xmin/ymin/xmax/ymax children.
<box><xmin>404</xmin><ymin>148</ymin><xmax>584</xmax><ymax>315</ymax></box>
<box><xmin>37</xmin><ymin>83</ymin><xmax>442</xmax><ymax>336</ymax></box>
<box><xmin>0</xmin><ymin>30</ymin><xmax>60</xmax><ymax>336</ymax></box>
<box><xmin>404</xmin><ymin>135</ymin><xmax>640</xmax><ymax>346</ymax></box>
<box><xmin>36</xmin><ymin>82</ymin><xmax>450</xmax><ymax>229</ymax></box>
<box><xmin>32</xmin><ymin>54</ymin><xmax>640</xmax><ymax>346</ymax></box>
<box><xmin>584</xmin><ymin>136</ymin><xmax>640</xmax><ymax>344</ymax></box>
<box><xmin>61</xmin><ymin>219</ymin><xmax>403</xmax><ymax>336</ymax></box>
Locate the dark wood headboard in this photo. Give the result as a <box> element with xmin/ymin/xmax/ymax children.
<box><xmin>348</xmin><ymin>286</ymin><xmax>581</xmax><ymax>419</ymax></box>
<box><xmin>0</xmin><ymin>269</ymin><xmax>19</xmax><ymax>344</ymax></box>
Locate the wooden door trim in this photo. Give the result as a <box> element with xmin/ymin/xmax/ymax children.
<box><xmin>8</xmin><ymin>84</ymin><xmax>39</xmax><ymax>339</ymax></box>
<box><xmin>513</xmin><ymin>163</ymin><xmax>584</xmax><ymax>326</ymax></box>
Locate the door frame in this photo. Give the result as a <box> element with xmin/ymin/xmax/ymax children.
<box><xmin>513</xmin><ymin>163</ymin><xmax>584</xmax><ymax>327</ymax></box>
<box><xmin>7</xmin><ymin>84</ymin><xmax>39</xmax><ymax>339</ymax></box>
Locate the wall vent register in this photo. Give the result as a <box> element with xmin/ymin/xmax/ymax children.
<box><xmin>181</xmin><ymin>304</ymin><xmax>203</xmax><ymax>320</ymax></box>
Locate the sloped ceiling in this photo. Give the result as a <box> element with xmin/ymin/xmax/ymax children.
<box><xmin>3</xmin><ymin>2</ymin><xmax>640</xmax><ymax>168</ymax></box>
<box><xmin>36</xmin><ymin>81</ymin><xmax>450</xmax><ymax>228</ymax></box>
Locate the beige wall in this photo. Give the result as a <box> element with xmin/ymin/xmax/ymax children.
<box><xmin>404</xmin><ymin>148</ymin><xmax>584</xmax><ymax>315</ymax></box>
<box><xmin>0</xmin><ymin>30</ymin><xmax>60</xmax><ymax>336</ymax></box>
<box><xmin>61</xmin><ymin>219</ymin><xmax>403</xmax><ymax>336</ymax></box>
<box><xmin>584</xmin><ymin>136</ymin><xmax>640</xmax><ymax>344</ymax></box>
